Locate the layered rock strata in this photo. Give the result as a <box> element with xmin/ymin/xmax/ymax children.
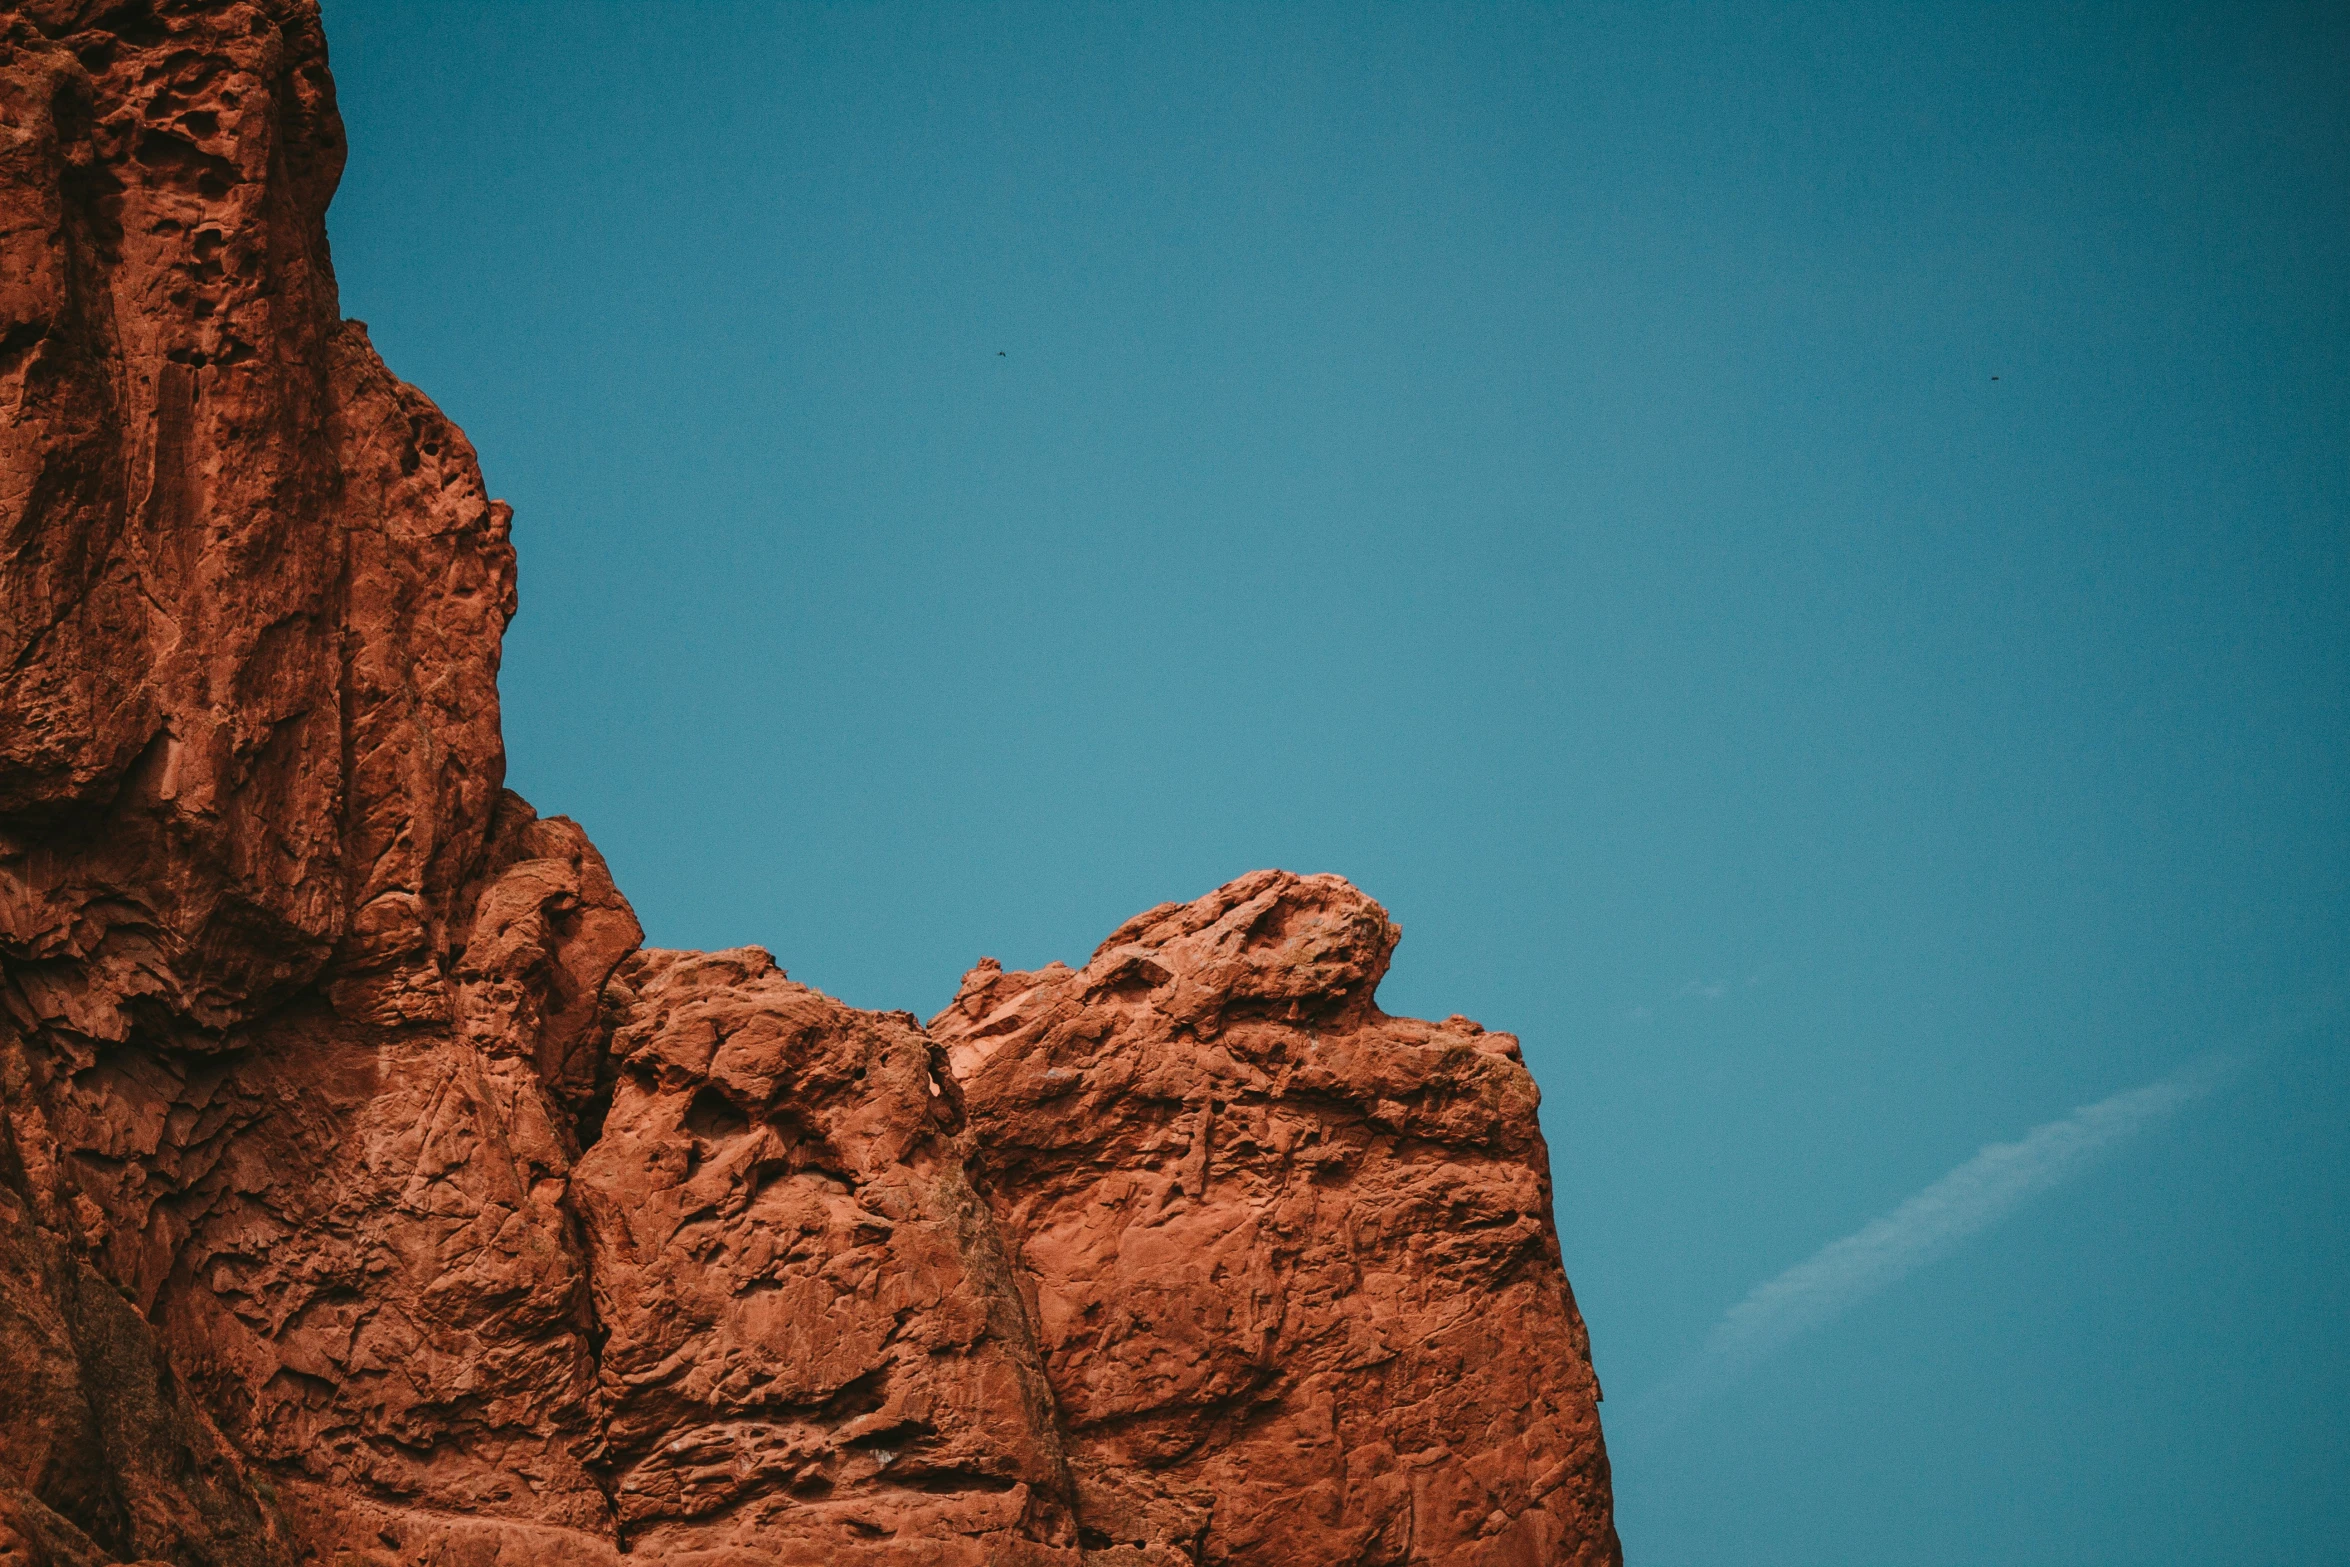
<box><xmin>0</xmin><ymin>2</ymin><xmax>1618</xmax><ymax>1563</ymax></box>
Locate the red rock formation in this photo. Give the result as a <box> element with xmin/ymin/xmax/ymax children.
<box><xmin>0</xmin><ymin>2</ymin><xmax>1618</xmax><ymax>1563</ymax></box>
<box><xmin>570</xmin><ymin>947</ymin><xmax>1078</xmax><ymax>1560</ymax></box>
<box><xmin>933</xmin><ymin>874</ymin><xmax>1615</xmax><ymax>1565</ymax></box>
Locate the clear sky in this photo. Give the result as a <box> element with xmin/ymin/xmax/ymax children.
<box><xmin>320</xmin><ymin>3</ymin><xmax>2347</xmax><ymax>1561</ymax></box>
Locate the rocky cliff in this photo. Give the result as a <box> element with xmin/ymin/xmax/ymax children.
<box><xmin>0</xmin><ymin>3</ymin><xmax>1618</xmax><ymax>1562</ymax></box>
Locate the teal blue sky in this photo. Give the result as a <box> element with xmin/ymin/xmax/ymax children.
<box><xmin>320</xmin><ymin>3</ymin><xmax>2347</xmax><ymax>1561</ymax></box>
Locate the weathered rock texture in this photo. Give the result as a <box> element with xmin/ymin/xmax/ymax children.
<box><xmin>0</xmin><ymin>2</ymin><xmax>1618</xmax><ymax>1563</ymax></box>
<box><xmin>933</xmin><ymin>874</ymin><xmax>1613</xmax><ymax>1563</ymax></box>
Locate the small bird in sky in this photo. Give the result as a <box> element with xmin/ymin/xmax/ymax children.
<box><xmin>997</xmin><ymin>351</ymin><xmax>1005</xmax><ymax>357</ymax></box>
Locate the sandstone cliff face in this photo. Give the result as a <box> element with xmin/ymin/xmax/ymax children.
<box><xmin>934</xmin><ymin>874</ymin><xmax>1613</xmax><ymax>1564</ymax></box>
<box><xmin>0</xmin><ymin>3</ymin><xmax>1618</xmax><ymax>1564</ymax></box>
<box><xmin>573</xmin><ymin>947</ymin><xmax>1076</xmax><ymax>1559</ymax></box>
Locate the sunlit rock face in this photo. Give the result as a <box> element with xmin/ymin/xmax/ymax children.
<box><xmin>0</xmin><ymin>3</ymin><xmax>1618</xmax><ymax>1562</ymax></box>
<box><xmin>933</xmin><ymin>873</ymin><xmax>1616</xmax><ymax>1565</ymax></box>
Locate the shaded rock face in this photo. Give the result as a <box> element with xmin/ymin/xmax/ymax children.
<box><xmin>0</xmin><ymin>0</ymin><xmax>512</xmax><ymax>1043</ymax></box>
<box><xmin>0</xmin><ymin>3</ymin><xmax>1618</xmax><ymax>1564</ymax></box>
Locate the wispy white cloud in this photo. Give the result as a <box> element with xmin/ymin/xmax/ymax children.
<box><xmin>1618</xmin><ymin>965</ymin><xmax>1777</xmax><ymax>1027</ymax></box>
<box><xmin>1619</xmin><ymin>1052</ymin><xmax>2242</xmax><ymax>1438</ymax></box>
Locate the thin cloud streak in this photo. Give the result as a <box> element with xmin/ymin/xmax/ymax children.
<box><xmin>1621</xmin><ymin>1052</ymin><xmax>2242</xmax><ymax>1438</ymax></box>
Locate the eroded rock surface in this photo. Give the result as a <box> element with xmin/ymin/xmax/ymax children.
<box><xmin>0</xmin><ymin>2</ymin><xmax>1617</xmax><ymax>1562</ymax></box>
<box><xmin>0</xmin><ymin>0</ymin><xmax>513</xmax><ymax>1044</ymax></box>
<box><xmin>568</xmin><ymin>947</ymin><xmax>1078</xmax><ymax>1560</ymax></box>
<box><xmin>934</xmin><ymin>874</ymin><xmax>1616</xmax><ymax>1565</ymax></box>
